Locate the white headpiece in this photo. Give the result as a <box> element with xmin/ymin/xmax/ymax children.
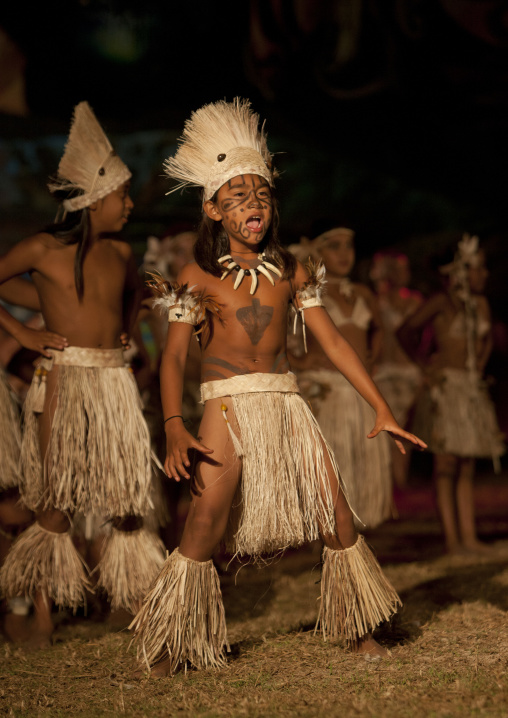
<box><xmin>48</xmin><ymin>101</ymin><xmax>131</xmax><ymax>212</ymax></box>
<box><xmin>163</xmin><ymin>98</ymin><xmax>276</xmax><ymax>201</ymax></box>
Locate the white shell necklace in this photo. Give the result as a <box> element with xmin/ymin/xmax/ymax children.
<box><xmin>218</xmin><ymin>253</ymin><xmax>282</xmax><ymax>294</ymax></box>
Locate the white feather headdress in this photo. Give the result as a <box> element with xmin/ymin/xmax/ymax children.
<box><xmin>164</xmin><ymin>98</ymin><xmax>276</xmax><ymax>201</ymax></box>
<box><xmin>48</xmin><ymin>101</ymin><xmax>131</xmax><ymax>212</ymax></box>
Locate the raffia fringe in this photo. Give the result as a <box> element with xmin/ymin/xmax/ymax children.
<box><xmin>298</xmin><ymin>369</ymin><xmax>392</xmax><ymax>529</ymax></box>
<box><xmin>130</xmin><ymin>548</ymin><xmax>229</xmax><ymax>674</ymax></box>
<box><xmin>221</xmin><ymin>388</ymin><xmax>341</xmax><ymax>557</ymax></box>
<box><xmin>0</xmin><ymin>522</ymin><xmax>92</xmax><ymax>610</ymax></box>
<box><xmin>315</xmin><ymin>535</ymin><xmax>401</xmax><ymax>644</ymax></box>
<box><xmin>95</xmin><ymin>526</ymin><xmax>166</xmax><ymax>613</ymax></box>
<box><xmin>413</xmin><ymin>368</ymin><xmax>505</xmax><ymax>469</ymax></box>
<box><xmin>0</xmin><ymin>369</ymin><xmax>21</xmax><ymax>490</ymax></box>
<box><xmin>21</xmin><ymin>359</ymin><xmax>153</xmax><ymax>515</ymax></box>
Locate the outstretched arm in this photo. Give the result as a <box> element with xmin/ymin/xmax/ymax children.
<box><xmin>303</xmin><ymin>306</ymin><xmax>425</xmax><ymax>452</ymax></box>
<box><xmin>0</xmin><ymin>236</ymin><xmax>68</xmax><ymax>357</ymax></box>
<box><xmin>293</xmin><ymin>262</ymin><xmax>426</xmax><ymax>453</ymax></box>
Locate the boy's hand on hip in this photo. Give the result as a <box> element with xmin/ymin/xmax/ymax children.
<box><xmin>14</xmin><ymin>326</ymin><xmax>68</xmax><ymax>357</ymax></box>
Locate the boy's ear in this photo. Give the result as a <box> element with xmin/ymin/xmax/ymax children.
<box><xmin>203</xmin><ymin>200</ymin><xmax>222</xmax><ymax>222</ymax></box>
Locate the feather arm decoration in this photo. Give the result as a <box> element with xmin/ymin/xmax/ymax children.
<box><xmin>147</xmin><ymin>272</ymin><xmax>224</xmax><ymax>348</ymax></box>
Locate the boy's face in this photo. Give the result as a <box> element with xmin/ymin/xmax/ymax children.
<box><xmin>204</xmin><ymin>174</ymin><xmax>272</xmax><ymax>250</ymax></box>
<box><xmin>90</xmin><ymin>180</ymin><xmax>133</xmax><ymax>234</ymax></box>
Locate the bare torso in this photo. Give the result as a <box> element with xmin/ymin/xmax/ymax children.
<box><xmin>182</xmin><ymin>260</ymin><xmax>293</xmax><ymax>382</ymax></box>
<box><xmin>429</xmin><ymin>292</ymin><xmax>491</xmax><ymax>372</ymax></box>
<box><xmin>377</xmin><ymin>291</ymin><xmax>421</xmax><ymax>366</ymax></box>
<box><xmin>30</xmin><ymin>233</ymin><xmax>134</xmax><ymax>349</ymax></box>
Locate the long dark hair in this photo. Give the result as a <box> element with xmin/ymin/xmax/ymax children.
<box><xmin>44</xmin><ymin>190</ymin><xmax>92</xmax><ymax>300</ymax></box>
<box><xmin>194</xmin><ymin>191</ymin><xmax>297</xmax><ymax>280</ymax></box>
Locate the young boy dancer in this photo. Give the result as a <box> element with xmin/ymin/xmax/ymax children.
<box><xmin>0</xmin><ymin>102</ymin><xmax>164</xmax><ymax>647</ymax></box>
<box><xmin>131</xmin><ymin>99</ymin><xmax>426</xmax><ymax>676</ymax></box>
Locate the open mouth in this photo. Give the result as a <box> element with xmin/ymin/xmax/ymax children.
<box><xmin>246</xmin><ymin>215</ymin><xmax>263</xmax><ymax>232</ymax></box>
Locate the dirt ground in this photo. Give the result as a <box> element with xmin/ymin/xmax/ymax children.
<box><xmin>2</xmin><ymin>468</ymin><xmax>508</xmax><ymax>718</ymax></box>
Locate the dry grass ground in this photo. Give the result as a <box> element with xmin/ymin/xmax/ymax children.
<box><xmin>2</xmin><ymin>524</ymin><xmax>508</xmax><ymax>718</ymax></box>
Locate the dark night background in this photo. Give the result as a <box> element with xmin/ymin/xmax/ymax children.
<box><xmin>1</xmin><ymin>0</ymin><xmax>508</xmax><ymax>307</ymax></box>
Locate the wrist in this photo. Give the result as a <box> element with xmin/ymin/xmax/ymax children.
<box><xmin>164</xmin><ymin>414</ymin><xmax>184</xmax><ymax>425</ymax></box>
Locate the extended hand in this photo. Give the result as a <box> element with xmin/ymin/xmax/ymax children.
<box><xmin>15</xmin><ymin>326</ymin><xmax>68</xmax><ymax>358</ymax></box>
<box><xmin>367</xmin><ymin>412</ymin><xmax>427</xmax><ymax>455</ymax></box>
<box><xmin>165</xmin><ymin>425</ymin><xmax>214</xmax><ymax>481</ymax></box>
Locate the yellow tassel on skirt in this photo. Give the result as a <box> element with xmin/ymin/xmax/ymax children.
<box><xmin>130</xmin><ymin>548</ymin><xmax>229</xmax><ymax>674</ymax></box>
<box><xmin>20</xmin><ymin>347</ymin><xmax>154</xmax><ymax>516</ymax></box>
<box><xmin>315</xmin><ymin>535</ymin><xmax>401</xmax><ymax>643</ymax></box>
<box><xmin>298</xmin><ymin>369</ymin><xmax>392</xmax><ymax>529</ymax></box>
<box><xmin>0</xmin><ymin>522</ymin><xmax>92</xmax><ymax>610</ymax></box>
<box><xmin>0</xmin><ymin>368</ymin><xmax>21</xmax><ymax>490</ymax></box>
<box><xmin>95</xmin><ymin>525</ymin><xmax>166</xmax><ymax>613</ymax></box>
<box><xmin>201</xmin><ymin>372</ymin><xmax>349</xmax><ymax>558</ymax></box>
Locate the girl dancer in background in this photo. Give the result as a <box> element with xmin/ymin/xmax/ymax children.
<box><xmin>398</xmin><ymin>234</ymin><xmax>504</xmax><ymax>555</ymax></box>
<box><xmin>289</xmin><ymin>228</ymin><xmax>392</xmax><ymax>529</ymax></box>
<box><xmin>0</xmin><ymin>102</ymin><xmax>165</xmax><ymax>647</ymax></box>
<box><xmin>131</xmin><ymin>98</ymin><xmax>426</xmax><ymax>676</ymax></box>
<box><xmin>370</xmin><ymin>251</ymin><xmax>422</xmax><ymax>488</ymax></box>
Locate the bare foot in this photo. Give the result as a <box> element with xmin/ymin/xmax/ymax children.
<box><xmin>22</xmin><ymin>626</ymin><xmax>53</xmax><ymax>651</ymax></box>
<box><xmin>445</xmin><ymin>544</ymin><xmax>470</xmax><ymax>556</ymax></box>
<box><xmin>462</xmin><ymin>540</ymin><xmax>497</xmax><ymax>556</ymax></box>
<box><xmin>131</xmin><ymin>656</ymin><xmax>174</xmax><ymax>680</ymax></box>
<box><xmin>2</xmin><ymin>613</ymin><xmax>32</xmax><ymax>643</ymax></box>
<box><xmin>350</xmin><ymin>635</ymin><xmax>388</xmax><ymax>658</ymax></box>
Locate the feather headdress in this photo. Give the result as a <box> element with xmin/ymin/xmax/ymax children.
<box><xmin>163</xmin><ymin>98</ymin><xmax>276</xmax><ymax>201</ymax></box>
<box><xmin>48</xmin><ymin>101</ymin><xmax>131</xmax><ymax>212</ymax></box>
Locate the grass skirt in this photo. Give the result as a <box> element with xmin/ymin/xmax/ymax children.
<box><xmin>0</xmin><ymin>368</ymin><xmax>21</xmax><ymax>490</ymax></box>
<box><xmin>200</xmin><ymin>372</ymin><xmax>346</xmax><ymax>558</ymax></box>
<box><xmin>413</xmin><ymin>368</ymin><xmax>505</xmax><ymax>467</ymax></box>
<box><xmin>20</xmin><ymin>347</ymin><xmax>153</xmax><ymax>516</ymax></box>
<box><xmin>298</xmin><ymin>369</ymin><xmax>392</xmax><ymax>529</ymax></box>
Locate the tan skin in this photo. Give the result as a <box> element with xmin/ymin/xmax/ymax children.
<box><xmin>290</xmin><ymin>231</ymin><xmax>383</xmax><ymax>372</ymax></box>
<box><xmin>150</xmin><ymin>174</ymin><xmax>426</xmax><ymax>675</ymax></box>
<box><xmin>0</xmin><ymin>180</ymin><xmax>140</xmax><ymax>646</ymax></box>
<box><xmin>397</xmin><ymin>251</ymin><xmax>493</xmax><ymax>555</ymax></box>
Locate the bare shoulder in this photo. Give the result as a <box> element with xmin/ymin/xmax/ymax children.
<box><xmin>106</xmin><ymin>238</ymin><xmax>133</xmax><ymax>260</ymax></box>
<box><xmin>177</xmin><ymin>260</ymin><xmax>206</xmax><ymax>287</ymax></box>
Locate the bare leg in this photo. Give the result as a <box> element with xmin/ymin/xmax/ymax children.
<box><xmin>456</xmin><ymin>458</ymin><xmax>493</xmax><ymax>553</ymax></box>
<box><xmin>318</xmin><ymin>439</ymin><xmax>387</xmax><ymax>657</ymax></box>
<box><xmin>433</xmin><ymin>454</ymin><xmax>462</xmax><ymax>555</ymax></box>
<box><xmin>28</xmin><ymin>508</ymin><xmax>71</xmax><ymax>648</ymax></box>
<box><xmin>392</xmin><ymin>443</ymin><xmax>412</xmax><ymax>489</ymax></box>
<box><xmin>28</xmin><ymin>366</ymin><xmax>66</xmax><ymax>647</ymax></box>
<box><xmin>149</xmin><ymin>397</ymin><xmax>241</xmax><ymax>676</ymax></box>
